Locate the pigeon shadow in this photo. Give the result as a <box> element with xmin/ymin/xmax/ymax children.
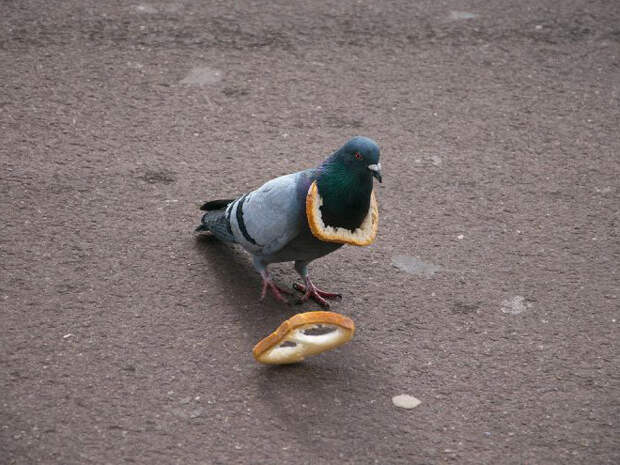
<box><xmin>193</xmin><ymin>234</ymin><xmax>310</xmax><ymax>343</ymax></box>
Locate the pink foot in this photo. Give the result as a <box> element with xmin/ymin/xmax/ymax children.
<box><xmin>293</xmin><ymin>279</ymin><xmax>342</xmax><ymax>308</ymax></box>
<box><xmin>260</xmin><ymin>277</ymin><xmax>292</xmax><ymax>304</ymax></box>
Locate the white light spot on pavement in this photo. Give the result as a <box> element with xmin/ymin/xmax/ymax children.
<box><xmin>392</xmin><ymin>255</ymin><xmax>441</xmax><ymax>278</ymax></box>
<box><xmin>134</xmin><ymin>4</ymin><xmax>158</xmax><ymax>14</ymax></box>
<box><xmin>501</xmin><ymin>296</ymin><xmax>532</xmax><ymax>315</ymax></box>
<box><xmin>449</xmin><ymin>11</ymin><xmax>478</xmax><ymax>20</ymax></box>
<box><xmin>180</xmin><ymin>66</ymin><xmax>223</xmax><ymax>86</ymax></box>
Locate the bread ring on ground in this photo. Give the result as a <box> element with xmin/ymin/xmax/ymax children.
<box><xmin>305</xmin><ymin>181</ymin><xmax>378</xmax><ymax>246</ymax></box>
<box><xmin>253</xmin><ymin>311</ymin><xmax>355</xmax><ymax>365</ymax></box>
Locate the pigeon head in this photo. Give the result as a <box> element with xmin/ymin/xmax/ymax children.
<box><xmin>316</xmin><ymin>136</ymin><xmax>382</xmax><ymax>231</ymax></box>
<box><xmin>330</xmin><ymin>136</ymin><xmax>382</xmax><ymax>183</ymax></box>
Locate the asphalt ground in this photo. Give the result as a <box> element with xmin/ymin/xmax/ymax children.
<box><xmin>1</xmin><ymin>1</ymin><xmax>619</xmax><ymax>464</ymax></box>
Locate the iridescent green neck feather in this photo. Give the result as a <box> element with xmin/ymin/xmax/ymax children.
<box><xmin>317</xmin><ymin>159</ymin><xmax>373</xmax><ymax>231</ymax></box>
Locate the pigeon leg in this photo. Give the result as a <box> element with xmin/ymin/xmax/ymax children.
<box><xmin>293</xmin><ymin>261</ymin><xmax>342</xmax><ymax>308</ymax></box>
<box><xmin>253</xmin><ymin>257</ymin><xmax>291</xmax><ymax>304</ymax></box>
<box><xmin>259</xmin><ymin>270</ymin><xmax>292</xmax><ymax>303</ymax></box>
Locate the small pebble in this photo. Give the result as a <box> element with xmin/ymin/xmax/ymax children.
<box><xmin>392</xmin><ymin>394</ymin><xmax>421</xmax><ymax>409</ymax></box>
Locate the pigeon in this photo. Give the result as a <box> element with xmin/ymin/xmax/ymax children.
<box><xmin>196</xmin><ymin>136</ymin><xmax>382</xmax><ymax>307</ymax></box>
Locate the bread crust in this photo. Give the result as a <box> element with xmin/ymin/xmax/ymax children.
<box><xmin>253</xmin><ymin>311</ymin><xmax>355</xmax><ymax>364</ymax></box>
<box><xmin>305</xmin><ymin>181</ymin><xmax>378</xmax><ymax>246</ymax></box>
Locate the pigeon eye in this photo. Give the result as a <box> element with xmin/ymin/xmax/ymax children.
<box><xmin>354</xmin><ymin>152</ymin><xmax>363</xmax><ymax>160</ymax></box>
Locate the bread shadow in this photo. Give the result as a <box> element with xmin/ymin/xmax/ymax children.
<box><xmin>253</xmin><ymin>358</ymin><xmax>376</xmax><ymax>455</ymax></box>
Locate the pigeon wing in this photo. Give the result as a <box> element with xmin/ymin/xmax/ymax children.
<box><xmin>228</xmin><ymin>170</ymin><xmax>315</xmax><ymax>257</ymax></box>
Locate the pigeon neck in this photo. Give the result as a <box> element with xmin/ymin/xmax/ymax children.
<box><xmin>316</xmin><ymin>162</ymin><xmax>372</xmax><ymax>231</ymax></box>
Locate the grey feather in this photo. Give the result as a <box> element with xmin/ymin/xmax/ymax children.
<box><xmin>197</xmin><ymin>167</ymin><xmax>340</xmax><ymax>264</ymax></box>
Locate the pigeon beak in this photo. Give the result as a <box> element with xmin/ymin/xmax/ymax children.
<box><xmin>368</xmin><ymin>163</ymin><xmax>382</xmax><ymax>183</ymax></box>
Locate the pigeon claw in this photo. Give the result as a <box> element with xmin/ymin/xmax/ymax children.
<box><xmin>293</xmin><ymin>281</ymin><xmax>342</xmax><ymax>308</ymax></box>
<box><xmin>260</xmin><ymin>278</ymin><xmax>292</xmax><ymax>304</ymax></box>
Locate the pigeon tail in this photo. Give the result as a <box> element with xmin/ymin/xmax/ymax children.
<box><xmin>200</xmin><ymin>199</ymin><xmax>235</xmax><ymax>211</ymax></box>
<box><xmin>196</xmin><ymin>201</ymin><xmax>236</xmax><ymax>242</ymax></box>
